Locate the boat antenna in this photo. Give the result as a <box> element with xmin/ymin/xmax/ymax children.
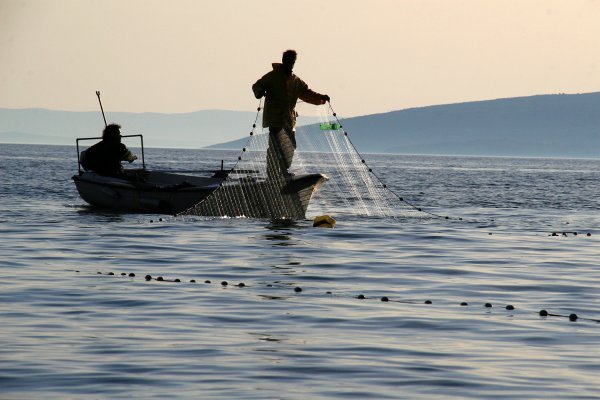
<box><xmin>96</xmin><ymin>91</ymin><xmax>108</xmax><ymax>127</ymax></box>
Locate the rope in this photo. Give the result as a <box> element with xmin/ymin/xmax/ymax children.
<box><xmin>325</xmin><ymin>101</ymin><xmax>460</xmax><ymax>220</ymax></box>
<box><xmin>91</xmin><ymin>270</ymin><xmax>600</xmax><ymax>324</ymax></box>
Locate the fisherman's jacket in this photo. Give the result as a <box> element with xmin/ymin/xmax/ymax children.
<box><xmin>81</xmin><ymin>139</ymin><xmax>135</xmax><ymax>176</ymax></box>
<box><xmin>252</xmin><ymin>63</ymin><xmax>325</xmax><ymax>131</ymax></box>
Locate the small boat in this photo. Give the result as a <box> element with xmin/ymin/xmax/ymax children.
<box><xmin>72</xmin><ymin>134</ymin><xmax>328</xmax><ymax>218</ymax></box>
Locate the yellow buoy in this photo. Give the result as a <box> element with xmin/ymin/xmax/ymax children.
<box><xmin>313</xmin><ymin>215</ymin><xmax>336</xmax><ymax>228</ymax></box>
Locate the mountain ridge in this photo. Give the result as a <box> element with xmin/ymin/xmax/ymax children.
<box><xmin>2</xmin><ymin>92</ymin><xmax>599</xmax><ymax>157</ymax></box>
<box><xmin>208</xmin><ymin>92</ymin><xmax>600</xmax><ymax>157</ymax></box>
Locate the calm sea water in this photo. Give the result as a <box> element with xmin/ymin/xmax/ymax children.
<box><xmin>1</xmin><ymin>143</ymin><xmax>599</xmax><ymax>399</ymax></box>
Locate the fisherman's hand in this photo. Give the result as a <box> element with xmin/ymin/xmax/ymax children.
<box><xmin>321</xmin><ymin>94</ymin><xmax>330</xmax><ymax>104</ymax></box>
<box><xmin>255</xmin><ymin>90</ymin><xmax>266</xmax><ymax>99</ymax></box>
<box><xmin>127</xmin><ymin>154</ymin><xmax>138</xmax><ymax>163</ymax></box>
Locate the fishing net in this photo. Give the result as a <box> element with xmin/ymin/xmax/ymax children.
<box><xmin>178</xmin><ymin>102</ymin><xmax>431</xmax><ymax>220</ymax></box>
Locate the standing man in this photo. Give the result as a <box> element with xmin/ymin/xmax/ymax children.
<box><xmin>252</xmin><ymin>49</ymin><xmax>330</xmax><ymax>179</ymax></box>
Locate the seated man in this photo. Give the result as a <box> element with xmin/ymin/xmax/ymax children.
<box><xmin>81</xmin><ymin>123</ymin><xmax>137</xmax><ymax>177</ymax></box>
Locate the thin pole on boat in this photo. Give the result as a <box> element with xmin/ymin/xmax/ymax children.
<box><xmin>140</xmin><ymin>134</ymin><xmax>146</xmax><ymax>170</ymax></box>
<box><xmin>96</xmin><ymin>91</ymin><xmax>108</xmax><ymax>127</ymax></box>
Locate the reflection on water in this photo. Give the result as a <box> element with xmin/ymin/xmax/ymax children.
<box><xmin>263</xmin><ymin>233</ymin><xmax>292</xmax><ymax>243</ymax></box>
<box><xmin>75</xmin><ymin>207</ymin><xmax>128</xmax><ymax>222</ymax></box>
<box><xmin>263</xmin><ymin>220</ymin><xmax>303</xmax><ymax>246</ymax></box>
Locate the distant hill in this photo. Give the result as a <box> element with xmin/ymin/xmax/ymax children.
<box><xmin>2</xmin><ymin>92</ymin><xmax>599</xmax><ymax>157</ymax></box>
<box><xmin>0</xmin><ymin>108</ymin><xmax>319</xmax><ymax>148</ymax></box>
<box><xmin>209</xmin><ymin>92</ymin><xmax>600</xmax><ymax>158</ymax></box>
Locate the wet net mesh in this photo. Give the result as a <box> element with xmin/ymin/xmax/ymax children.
<box><xmin>177</xmin><ymin>103</ymin><xmax>430</xmax><ymax>220</ymax></box>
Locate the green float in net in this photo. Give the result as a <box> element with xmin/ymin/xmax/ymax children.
<box><xmin>319</xmin><ymin>122</ymin><xmax>341</xmax><ymax>130</ymax></box>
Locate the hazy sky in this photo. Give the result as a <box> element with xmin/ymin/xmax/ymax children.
<box><xmin>1</xmin><ymin>0</ymin><xmax>599</xmax><ymax>116</ymax></box>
